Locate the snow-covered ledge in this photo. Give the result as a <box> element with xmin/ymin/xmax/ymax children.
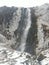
<box><xmin>0</xmin><ymin>46</ymin><xmax>34</xmax><ymax>65</ymax></box>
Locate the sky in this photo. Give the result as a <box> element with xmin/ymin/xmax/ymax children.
<box><xmin>0</xmin><ymin>0</ymin><xmax>49</xmax><ymax>7</ymax></box>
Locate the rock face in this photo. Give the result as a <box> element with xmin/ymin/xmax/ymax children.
<box><xmin>35</xmin><ymin>4</ymin><xmax>49</xmax><ymax>65</ymax></box>
<box><xmin>0</xmin><ymin>4</ymin><xmax>49</xmax><ymax>65</ymax></box>
<box><xmin>35</xmin><ymin>4</ymin><xmax>49</xmax><ymax>54</ymax></box>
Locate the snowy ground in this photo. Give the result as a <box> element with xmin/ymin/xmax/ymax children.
<box><xmin>0</xmin><ymin>46</ymin><xmax>33</xmax><ymax>65</ymax></box>
<box><xmin>40</xmin><ymin>49</ymin><xmax>49</xmax><ymax>65</ymax></box>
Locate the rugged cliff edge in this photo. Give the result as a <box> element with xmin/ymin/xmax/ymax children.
<box><xmin>0</xmin><ymin>4</ymin><xmax>49</xmax><ymax>65</ymax></box>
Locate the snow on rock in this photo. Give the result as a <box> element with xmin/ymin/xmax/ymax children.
<box><xmin>0</xmin><ymin>46</ymin><xmax>33</xmax><ymax>65</ymax></box>
<box><xmin>40</xmin><ymin>58</ymin><xmax>49</xmax><ymax>65</ymax></box>
<box><xmin>40</xmin><ymin>49</ymin><xmax>49</xmax><ymax>65</ymax></box>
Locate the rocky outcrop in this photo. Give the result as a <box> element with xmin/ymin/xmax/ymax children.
<box><xmin>35</xmin><ymin>3</ymin><xmax>49</xmax><ymax>55</ymax></box>
<box><xmin>35</xmin><ymin>4</ymin><xmax>49</xmax><ymax>65</ymax></box>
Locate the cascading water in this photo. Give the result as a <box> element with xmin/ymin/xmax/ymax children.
<box><xmin>18</xmin><ymin>8</ymin><xmax>31</xmax><ymax>52</ymax></box>
<box><xmin>8</xmin><ymin>8</ymin><xmax>37</xmax><ymax>55</ymax></box>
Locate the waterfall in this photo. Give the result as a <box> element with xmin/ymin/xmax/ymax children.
<box><xmin>18</xmin><ymin>8</ymin><xmax>31</xmax><ymax>52</ymax></box>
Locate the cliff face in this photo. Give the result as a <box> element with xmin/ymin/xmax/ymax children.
<box><xmin>35</xmin><ymin>4</ymin><xmax>49</xmax><ymax>65</ymax></box>
<box><xmin>35</xmin><ymin>4</ymin><xmax>49</xmax><ymax>55</ymax></box>
<box><xmin>0</xmin><ymin>4</ymin><xmax>49</xmax><ymax>65</ymax></box>
<box><xmin>0</xmin><ymin>7</ymin><xmax>38</xmax><ymax>55</ymax></box>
